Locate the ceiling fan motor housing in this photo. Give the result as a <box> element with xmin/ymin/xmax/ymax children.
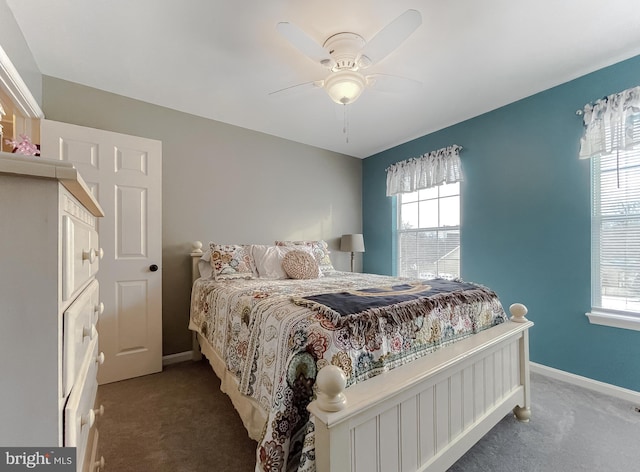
<box><xmin>323</xmin><ymin>32</ymin><xmax>366</xmax><ymax>71</ymax></box>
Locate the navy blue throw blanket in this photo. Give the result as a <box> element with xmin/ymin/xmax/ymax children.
<box><xmin>292</xmin><ymin>278</ymin><xmax>499</xmax><ymax>331</ymax></box>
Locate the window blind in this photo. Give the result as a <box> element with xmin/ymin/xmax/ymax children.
<box><xmin>591</xmin><ymin>134</ymin><xmax>640</xmax><ymax>315</ymax></box>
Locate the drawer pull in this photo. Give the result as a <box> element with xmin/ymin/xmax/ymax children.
<box><xmin>83</xmin><ymin>325</ymin><xmax>98</xmax><ymax>340</ymax></box>
<box><xmin>95</xmin><ymin>302</ymin><xmax>105</xmax><ymax>316</ymax></box>
<box><xmin>96</xmin><ymin>352</ymin><xmax>105</xmax><ymax>365</ymax></box>
<box><xmin>94</xmin><ymin>456</ymin><xmax>105</xmax><ymax>471</ymax></box>
<box><xmin>81</xmin><ymin>409</ymin><xmax>96</xmax><ymax>428</ymax></box>
<box><xmin>82</xmin><ymin>248</ymin><xmax>97</xmax><ymax>264</ymax></box>
<box><xmin>82</xmin><ymin>248</ymin><xmax>102</xmax><ymax>264</ymax></box>
<box><xmin>93</xmin><ymin>404</ymin><xmax>105</xmax><ymax>418</ymax></box>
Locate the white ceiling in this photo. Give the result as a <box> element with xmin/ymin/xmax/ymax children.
<box><xmin>7</xmin><ymin>0</ymin><xmax>640</xmax><ymax>158</ymax></box>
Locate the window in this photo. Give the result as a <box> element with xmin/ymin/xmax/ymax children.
<box><xmin>591</xmin><ymin>142</ymin><xmax>640</xmax><ymax>319</ymax></box>
<box><xmin>578</xmin><ymin>86</ymin><xmax>640</xmax><ymax>330</ymax></box>
<box><xmin>397</xmin><ymin>182</ymin><xmax>460</xmax><ymax>279</ymax></box>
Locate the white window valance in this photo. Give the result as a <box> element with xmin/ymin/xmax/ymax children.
<box><xmin>386</xmin><ymin>144</ymin><xmax>463</xmax><ymax>196</ymax></box>
<box><xmin>579</xmin><ymin>85</ymin><xmax>640</xmax><ymax>159</ymax></box>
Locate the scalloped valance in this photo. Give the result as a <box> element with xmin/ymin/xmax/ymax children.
<box><xmin>579</xmin><ymin>85</ymin><xmax>640</xmax><ymax>159</ymax></box>
<box><xmin>385</xmin><ymin>144</ymin><xmax>462</xmax><ymax>196</ymax></box>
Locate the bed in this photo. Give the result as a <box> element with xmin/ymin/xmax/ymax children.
<box><xmin>188</xmin><ymin>240</ymin><xmax>533</xmax><ymax>472</ymax></box>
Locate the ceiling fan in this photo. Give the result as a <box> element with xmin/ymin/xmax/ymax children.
<box><xmin>271</xmin><ymin>9</ymin><xmax>422</xmax><ymax>106</ymax></box>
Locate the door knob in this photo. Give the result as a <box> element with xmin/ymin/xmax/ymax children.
<box><xmin>149</xmin><ymin>264</ymin><xmax>158</xmax><ymax>272</ymax></box>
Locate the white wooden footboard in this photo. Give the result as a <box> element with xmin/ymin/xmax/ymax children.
<box><xmin>309</xmin><ymin>306</ymin><xmax>533</xmax><ymax>472</ymax></box>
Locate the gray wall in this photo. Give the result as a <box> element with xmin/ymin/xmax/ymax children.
<box><xmin>42</xmin><ymin>76</ymin><xmax>362</xmax><ymax>355</ymax></box>
<box><xmin>0</xmin><ymin>0</ymin><xmax>42</xmax><ymax>107</ymax></box>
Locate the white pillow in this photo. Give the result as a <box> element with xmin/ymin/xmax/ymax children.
<box><xmin>251</xmin><ymin>245</ymin><xmax>315</xmax><ymax>279</ymax></box>
<box><xmin>198</xmin><ymin>250</ymin><xmax>213</xmax><ymax>278</ymax></box>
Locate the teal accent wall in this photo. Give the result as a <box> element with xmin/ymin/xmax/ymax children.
<box><xmin>363</xmin><ymin>55</ymin><xmax>640</xmax><ymax>392</ymax></box>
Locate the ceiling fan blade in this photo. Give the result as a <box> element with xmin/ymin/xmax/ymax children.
<box><xmin>366</xmin><ymin>73</ymin><xmax>422</xmax><ymax>94</ymax></box>
<box><xmin>276</xmin><ymin>22</ymin><xmax>334</xmax><ymax>67</ymax></box>
<box><xmin>268</xmin><ymin>80</ymin><xmax>324</xmax><ymax>98</ymax></box>
<box><xmin>358</xmin><ymin>9</ymin><xmax>422</xmax><ymax>68</ymax></box>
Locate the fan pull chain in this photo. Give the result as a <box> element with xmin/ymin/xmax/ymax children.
<box><xmin>343</xmin><ymin>104</ymin><xmax>349</xmax><ymax>143</ymax></box>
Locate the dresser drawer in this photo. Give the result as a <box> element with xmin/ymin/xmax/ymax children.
<box><xmin>62</xmin><ymin>194</ymin><xmax>101</xmax><ymax>303</ymax></box>
<box><xmin>63</xmin><ymin>280</ymin><xmax>100</xmax><ymax>398</ymax></box>
<box><xmin>65</xmin><ymin>337</ymin><xmax>100</xmax><ymax>468</ymax></box>
<box><xmin>86</xmin><ymin>429</ymin><xmax>102</xmax><ymax>472</ymax></box>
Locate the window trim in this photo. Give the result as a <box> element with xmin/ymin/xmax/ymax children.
<box><xmin>587</xmin><ymin>133</ymin><xmax>640</xmax><ymax>331</ymax></box>
<box><xmin>585</xmin><ymin>309</ymin><xmax>640</xmax><ymax>331</ymax></box>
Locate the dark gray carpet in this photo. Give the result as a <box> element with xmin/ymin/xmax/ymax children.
<box><xmin>97</xmin><ymin>360</ymin><xmax>256</xmax><ymax>472</ymax></box>
<box><xmin>449</xmin><ymin>373</ymin><xmax>640</xmax><ymax>472</ymax></box>
<box><xmin>97</xmin><ymin>361</ymin><xmax>640</xmax><ymax>471</ymax></box>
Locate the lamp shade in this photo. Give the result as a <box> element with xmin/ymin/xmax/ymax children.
<box><xmin>340</xmin><ymin>234</ymin><xmax>365</xmax><ymax>253</ymax></box>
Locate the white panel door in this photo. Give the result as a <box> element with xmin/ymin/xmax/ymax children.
<box><xmin>41</xmin><ymin>119</ymin><xmax>162</xmax><ymax>384</ymax></box>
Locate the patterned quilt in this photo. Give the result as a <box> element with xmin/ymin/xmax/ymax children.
<box><xmin>190</xmin><ymin>271</ymin><xmax>507</xmax><ymax>472</ymax></box>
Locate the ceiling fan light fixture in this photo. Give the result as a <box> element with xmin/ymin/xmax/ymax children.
<box><xmin>324</xmin><ymin>70</ymin><xmax>367</xmax><ymax>105</ymax></box>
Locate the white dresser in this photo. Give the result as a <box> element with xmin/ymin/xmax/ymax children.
<box><xmin>0</xmin><ymin>152</ymin><xmax>105</xmax><ymax>471</ymax></box>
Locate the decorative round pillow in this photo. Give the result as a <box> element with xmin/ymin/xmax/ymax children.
<box><xmin>282</xmin><ymin>249</ymin><xmax>320</xmax><ymax>279</ymax></box>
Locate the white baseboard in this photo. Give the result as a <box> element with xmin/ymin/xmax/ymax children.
<box><xmin>530</xmin><ymin>362</ymin><xmax>640</xmax><ymax>404</ymax></box>
<box><xmin>162</xmin><ymin>350</ymin><xmax>194</xmax><ymax>366</ymax></box>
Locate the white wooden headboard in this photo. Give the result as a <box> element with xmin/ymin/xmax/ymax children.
<box><xmin>190</xmin><ymin>241</ymin><xmax>205</xmax><ymax>361</ymax></box>
<box><xmin>190</xmin><ymin>241</ymin><xmax>204</xmax><ymax>284</ymax></box>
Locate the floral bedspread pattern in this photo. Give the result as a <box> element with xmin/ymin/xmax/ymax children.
<box><xmin>190</xmin><ymin>272</ymin><xmax>507</xmax><ymax>472</ymax></box>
